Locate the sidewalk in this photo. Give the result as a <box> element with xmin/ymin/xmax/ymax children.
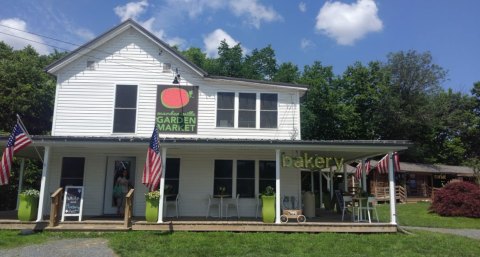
<box><xmin>402</xmin><ymin>226</ymin><xmax>480</xmax><ymax>240</ymax></box>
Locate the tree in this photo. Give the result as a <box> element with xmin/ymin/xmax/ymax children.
<box><xmin>0</xmin><ymin>43</ymin><xmax>66</xmax><ymax>134</ymax></box>
<box><xmin>241</xmin><ymin>45</ymin><xmax>277</xmax><ymax>80</ymax></box>
<box><xmin>273</xmin><ymin>62</ymin><xmax>300</xmax><ymax>83</ymax></box>
<box><xmin>217</xmin><ymin>40</ymin><xmax>243</xmax><ymax>77</ymax></box>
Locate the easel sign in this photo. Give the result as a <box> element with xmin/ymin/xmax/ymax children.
<box><xmin>61</xmin><ymin>186</ymin><xmax>84</xmax><ymax>221</ymax></box>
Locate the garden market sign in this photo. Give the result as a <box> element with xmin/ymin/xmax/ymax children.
<box><xmin>156</xmin><ymin>85</ymin><xmax>199</xmax><ymax>133</ymax></box>
<box><xmin>282</xmin><ymin>153</ymin><xmax>344</xmax><ymax>170</ymax></box>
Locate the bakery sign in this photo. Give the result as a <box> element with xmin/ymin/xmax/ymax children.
<box><xmin>156</xmin><ymin>85</ymin><xmax>199</xmax><ymax>133</ymax></box>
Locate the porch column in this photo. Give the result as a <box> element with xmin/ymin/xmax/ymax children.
<box><xmin>361</xmin><ymin>158</ymin><xmax>367</xmax><ymax>191</ymax></box>
<box><xmin>329</xmin><ymin>166</ymin><xmax>334</xmax><ymax>199</ymax></box>
<box><xmin>275</xmin><ymin>149</ymin><xmax>281</xmax><ymax>224</ymax></box>
<box><xmin>157</xmin><ymin>147</ymin><xmax>168</xmax><ymax>223</ymax></box>
<box><xmin>343</xmin><ymin>164</ymin><xmax>347</xmax><ymax>192</ymax></box>
<box><xmin>388</xmin><ymin>152</ymin><xmax>397</xmax><ymax>225</ymax></box>
<box><xmin>36</xmin><ymin>146</ymin><xmax>50</xmax><ymax>222</ymax></box>
<box><xmin>16</xmin><ymin>158</ymin><xmax>25</xmax><ymax>209</ymax></box>
<box><xmin>319</xmin><ymin>172</ymin><xmax>323</xmax><ymax>208</ymax></box>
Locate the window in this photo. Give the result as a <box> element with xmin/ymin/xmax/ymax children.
<box><xmin>238</xmin><ymin>93</ymin><xmax>256</xmax><ymax>128</ymax></box>
<box><xmin>163</xmin><ymin>63</ymin><xmax>171</xmax><ymax>72</ymax></box>
<box><xmin>236</xmin><ymin>160</ymin><xmax>255</xmax><ymax>198</ymax></box>
<box><xmin>259</xmin><ymin>160</ymin><xmax>276</xmax><ymax>194</ymax></box>
<box><xmin>113</xmin><ymin>85</ymin><xmax>137</xmax><ymax>133</ymax></box>
<box><xmin>213</xmin><ymin>160</ymin><xmax>232</xmax><ymax>195</ymax></box>
<box><xmin>60</xmin><ymin>157</ymin><xmax>85</xmax><ymax>187</ymax></box>
<box><xmin>165</xmin><ymin>158</ymin><xmax>180</xmax><ymax>200</ymax></box>
<box><xmin>216</xmin><ymin>92</ymin><xmax>234</xmax><ymax>127</ymax></box>
<box><xmin>260</xmin><ymin>94</ymin><xmax>277</xmax><ymax>128</ymax></box>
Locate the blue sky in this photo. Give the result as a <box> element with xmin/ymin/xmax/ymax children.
<box><xmin>0</xmin><ymin>0</ymin><xmax>478</xmax><ymax>94</ymax></box>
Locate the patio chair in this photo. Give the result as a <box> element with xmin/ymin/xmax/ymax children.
<box><xmin>206</xmin><ymin>194</ymin><xmax>221</xmax><ymax>218</ymax></box>
<box><xmin>225</xmin><ymin>194</ymin><xmax>240</xmax><ymax>218</ymax></box>
<box><xmin>255</xmin><ymin>194</ymin><xmax>262</xmax><ymax>218</ymax></box>
<box><xmin>165</xmin><ymin>194</ymin><xmax>180</xmax><ymax>218</ymax></box>
<box><xmin>341</xmin><ymin>195</ymin><xmax>355</xmax><ymax>222</ymax></box>
<box><xmin>357</xmin><ymin>197</ymin><xmax>379</xmax><ymax>223</ymax></box>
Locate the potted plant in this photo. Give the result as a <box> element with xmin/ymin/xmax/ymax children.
<box><xmin>145</xmin><ymin>190</ymin><xmax>160</xmax><ymax>222</ymax></box>
<box><xmin>18</xmin><ymin>189</ymin><xmax>39</xmax><ymax>221</ymax></box>
<box><xmin>261</xmin><ymin>186</ymin><xmax>275</xmax><ymax>223</ymax></box>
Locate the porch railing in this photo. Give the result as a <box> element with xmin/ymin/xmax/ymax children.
<box><xmin>49</xmin><ymin>187</ymin><xmax>64</xmax><ymax>227</ymax></box>
<box><xmin>124</xmin><ymin>188</ymin><xmax>134</xmax><ymax>228</ymax></box>
<box><xmin>374</xmin><ymin>186</ymin><xmax>406</xmax><ymax>203</ymax></box>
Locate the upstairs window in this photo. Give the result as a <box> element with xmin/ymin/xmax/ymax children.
<box><xmin>238</xmin><ymin>93</ymin><xmax>256</xmax><ymax>128</ymax></box>
<box><xmin>260</xmin><ymin>93</ymin><xmax>277</xmax><ymax>128</ymax></box>
<box><xmin>216</xmin><ymin>92</ymin><xmax>234</xmax><ymax>127</ymax></box>
<box><xmin>113</xmin><ymin>85</ymin><xmax>137</xmax><ymax>133</ymax></box>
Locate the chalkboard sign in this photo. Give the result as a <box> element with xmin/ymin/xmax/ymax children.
<box><xmin>61</xmin><ymin>186</ymin><xmax>84</xmax><ymax>221</ymax></box>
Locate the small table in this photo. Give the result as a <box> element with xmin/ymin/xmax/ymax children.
<box><xmin>213</xmin><ymin>195</ymin><xmax>231</xmax><ymax>218</ymax></box>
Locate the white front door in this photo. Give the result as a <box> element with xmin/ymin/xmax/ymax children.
<box><xmin>103</xmin><ymin>157</ymin><xmax>136</xmax><ymax>215</ymax></box>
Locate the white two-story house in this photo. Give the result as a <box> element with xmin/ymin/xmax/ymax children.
<box><xmin>24</xmin><ymin>19</ymin><xmax>407</xmax><ymax>224</ymax></box>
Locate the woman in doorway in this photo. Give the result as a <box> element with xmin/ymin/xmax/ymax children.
<box><xmin>116</xmin><ymin>169</ymin><xmax>129</xmax><ymax>215</ymax></box>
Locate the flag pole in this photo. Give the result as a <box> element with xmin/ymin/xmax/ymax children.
<box><xmin>16</xmin><ymin>114</ymin><xmax>44</xmax><ymax>163</ymax></box>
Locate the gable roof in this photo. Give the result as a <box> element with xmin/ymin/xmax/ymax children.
<box><xmin>45</xmin><ymin>19</ymin><xmax>307</xmax><ymax>91</ymax></box>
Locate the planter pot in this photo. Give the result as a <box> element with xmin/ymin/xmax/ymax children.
<box><xmin>17</xmin><ymin>195</ymin><xmax>39</xmax><ymax>221</ymax></box>
<box><xmin>261</xmin><ymin>195</ymin><xmax>275</xmax><ymax>223</ymax></box>
<box><xmin>145</xmin><ymin>197</ymin><xmax>159</xmax><ymax>222</ymax></box>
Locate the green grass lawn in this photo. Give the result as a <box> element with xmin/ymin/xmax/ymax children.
<box><xmin>1</xmin><ymin>230</ymin><xmax>479</xmax><ymax>257</ymax></box>
<box><xmin>376</xmin><ymin>202</ymin><xmax>480</xmax><ymax>229</ymax></box>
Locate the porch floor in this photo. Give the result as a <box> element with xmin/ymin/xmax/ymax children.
<box><xmin>0</xmin><ymin>210</ymin><xmax>397</xmax><ymax>233</ymax></box>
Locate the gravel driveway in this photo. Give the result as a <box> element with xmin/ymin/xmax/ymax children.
<box><xmin>0</xmin><ymin>238</ymin><xmax>118</xmax><ymax>257</ymax></box>
<box><xmin>403</xmin><ymin>226</ymin><xmax>480</xmax><ymax>240</ymax></box>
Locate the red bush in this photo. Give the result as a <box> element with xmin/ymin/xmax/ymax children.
<box><xmin>430</xmin><ymin>181</ymin><xmax>480</xmax><ymax>218</ymax></box>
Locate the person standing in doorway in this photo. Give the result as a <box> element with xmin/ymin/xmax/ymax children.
<box><xmin>116</xmin><ymin>168</ymin><xmax>129</xmax><ymax>215</ymax></box>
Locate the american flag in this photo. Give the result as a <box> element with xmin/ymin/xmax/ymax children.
<box><xmin>377</xmin><ymin>153</ymin><xmax>401</xmax><ymax>174</ymax></box>
<box><xmin>142</xmin><ymin>126</ymin><xmax>162</xmax><ymax>191</ymax></box>
<box><xmin>355</xmin><ymin>162</ymin><xmax>362</xmax><ymax>179</ymax></box>
<box><xmin>0</xmin><ymin>123</ymin><xmax>32</xmax><ymax>185</ymax></box>
<box><xmin>365</xmin><ymin>160</ymin><xmax>371</xmax><ymax>175</ymax></box>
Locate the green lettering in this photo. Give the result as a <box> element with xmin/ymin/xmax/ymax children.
<box><xmin>315</xmin><ymin>157</ymin><xmax>325</xmax><ymax>169</ymax></box>
<box><xmin>282</xmin><ymin>155</ymin><xmax>292</xmax><ymax>167</ymax></box>
<box><xmin>304</xmin><ymin>153</ymin><xmax>314</xmax><ymax>168</ymax></box>
<box><xmin>294</xmin><ymin>157</ymin><xmax>304</xmax><ymax>168</ymax></box>
<box><xmin>325</xmin><ymin>157</ymin><xmax>332</xmax><ymax>168</ymax></box>
<box><xmin>335</xmin><ymin>158</ymin><xmax>344</xmax><ymax>170</ymax></box>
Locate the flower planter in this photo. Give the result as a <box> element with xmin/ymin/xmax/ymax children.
<box><xmin>145</xmin><ymin>196</ymin><xmax>159</xmax><ymax>222</ymax></box>
<box><xmin>17</xmin><ymin>194</ymin><xmax>39</xmax><ymax>221</ymax></box>
<box><xmin>261</xmin><ymin>195</ymin><xmax>275</xmax><ymax>223</ymax></box>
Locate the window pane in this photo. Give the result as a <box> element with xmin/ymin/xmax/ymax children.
<box><xmin>259</xmin><ymin>161</ymin><xmax>276</xmax><ymax>179</ymax></box>
<box><xmin>115</xmin><ymin>85</ymin><xmax>137</xmax><ymax>108</ymax></box>
<box><xmin>239</xmin><ymin>93</ymin><xmax>256</xmax><ymax>110</ymax></box>
<box><xmin>60</xmin><ymin>157</ymin><xmax>85</xmax><ymax>187</ymax></box>
<box><xmin>213</xmin><ymin>179</ymin><xmax>232</xmax><ymax>195</ymax></box>
<box><xmin>216</xmin><ymin>110</ymin><xmax>234</xmax><ymax>127</ymax></box>
<box><xmin>238</xmin><ymin>110</ymin><xmax>256</xmax><ymax>128</ymax></box>
<box><xmin>214</xmin><ymin>160</ymin><xmax>232</xmax><ymax>178</ymax></box>
<box><xmin>237</xmin><ymin>179</ymin><xmax>255</xmax><ymax>198</ymax></box>
<box><xmin>260</xmin><ymin>94</ymin><xmax>277</xmax><ymax>110</ymax></box>
<box><xmin>260</xmin><ymin>111</ymin><xmax>277</xmax><ymax>128</ymax></box>
<box><xmin>165</xmin><ymin>158</ymin><xmax>180</xmax><ymax>179</ymax></box>
<box><xmin>217</xmin><ymin>92</ymin><xmax>234</xmax><ymax>109</ymax></box>
<box><xmin>237</xmin><ymin>160</ymin><xmax>255</xmax><ymax>178</ymax></box>
<box><xmin>113</xmin><ymin>109</ymin><xmax>136</xmax><ymax>132</ymax></box>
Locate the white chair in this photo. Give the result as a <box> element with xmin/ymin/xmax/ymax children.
<box><xmin>225</xmin><ymin>194</ymin><xmax>240</xmax><ymax>218</ymax></box>
<box><xmin>165</xmin><ymin>194</ymin><xmax>180</xmax><ymax>218</ymax></box>
<box><xmin>358</xmin><ymin>197</ymin><xmax>379</xmax><ymax>223</ymax></box>
<box><xmin>341</xmin><ymin>196</ymin><xmax>355</xmax><ymax>221</ymax></box>
<box><xmin>255</xmin><ymin>194</ymin><xmax>262</xmax><ymax>218</ymax></box>
<box><xmin>206</xmin><ymin>194</ymin><xmax>221</xmax><ymax>218</ymax></box>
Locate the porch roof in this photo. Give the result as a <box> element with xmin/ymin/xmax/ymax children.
<box><xmin>1</xmin><ymin>135</ymin><xmax>410</xmax><ymax>163</ymax></box>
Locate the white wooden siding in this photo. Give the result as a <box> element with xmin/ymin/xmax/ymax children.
<box><xmin>52</xmin><ymin>27</ymin><xmax>301</xmax><ymax>140</ymax></box>
<box><xmin>42</xmin><ymin>147</ymin><xmax>301</xmax><ymax>218</ymax></box>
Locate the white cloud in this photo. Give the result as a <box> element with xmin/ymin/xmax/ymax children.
<box><xmin>299</xmin><ymin>2</ymin><xmax>307</xmax><ymax>12</ymax></box>
<box><xmin>0</xmin><ymin>18</ymin><xmax>50</xmax><ymax>54</ymax></box>
<box><xmin>315</xmin><ymin>0</ymin><xmax>383</xmax><ymax>45</ymax></box>
<box><xmin>163</xmin><ymin>0</ymin><xmax>281</xmax><ymax>29</ymax></box>
<box><xmin>300</xmin><ymin>38</ymin><xmax>315</xmax><ymax>50</ymax></box>
<box><xmin>229</xmin><ymin>0</ymin><xmax>282</xmax><ymax>29</ymax></box>
<box><xmin>114</xmin><ymin>0</ymin><xmax>149</xmax><ymax>21</ymax></box>
<box><xmin>203</xmin><ymin>29</ymin><xmax>244</xmax><ymax>58</ymax></box>
<box><xmin>74</xmin><ymin>28</ymin><xmax>95</xmax><ymax>41</ymax></box>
